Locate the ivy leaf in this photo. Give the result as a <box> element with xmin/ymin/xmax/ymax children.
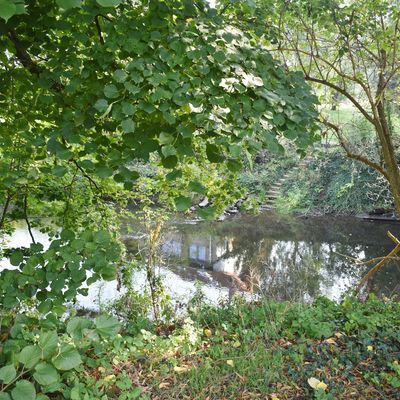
<box><xmin>161</xmin><ymin>145</ymin><xmax>176</xmax><ymax>158</ymax></box>
<box><xmin>97</xmin><ymin>0</ymin><xmax>121</xmax><ymax>6</ymax></box>
<box><xmin>0</xmin><ymin>0</ymin><xmax>16</xmax><ymax>22</ymax></box>
<box><xmin>33</xmin><ymin>363</ymin><xmax>59</xmax><ymax>386</ymax></box>
<box><xmin>121</xmin><ymin>102</ymin><xmax>135</xmax><ymax>115</ymax></box>
<box><xmin>0</xmin><ymin>365</ymin><xmax>16</xmax><ymax>384</ymax></box>
<box><xmin>52</xmin><ymin>344</ymin><xmax>82</xmax><ymax>370</ymax></box>
<box><xmin>56</xmin><ymin>0</ymin><xmax>82</xmax><ymax>9</ymax></box>
<box><xmin>11</xmin><ymin>380</ymin><xmax>36</xmax><ymax>400</ymax></box>
<box><xmin>174</xmin><ymin>196</ymin><xmax>191</xmax><ymax>211</ymax></box>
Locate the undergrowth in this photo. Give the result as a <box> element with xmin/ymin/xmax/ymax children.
<box><xmin>1</xmin><ymin>295</ymin><xmax>399</xmax><ymax>399</ymax></box>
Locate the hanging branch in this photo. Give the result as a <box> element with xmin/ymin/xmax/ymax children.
<box><xmin>95</xmin><ymin>15</ymin><xmax>105</xmax><ymax>45</ymax></box>
<box><xmin>355</xmin><ymin>231</ymin><xmax>400</xmax><ymax>295</ymax></box>
<box><xmin>322</xmin><ymin>118</ymin><xmax>389</xmax><ymax>180</ymax></box>
<box><xmin>7</xmin><ymin>29</ymin><xmax>64</xmax><ymax>92</ymax></box>
<box><xmin>0</xmin><ymin>192</ymin><xmax>12</xmax><ymax>230</ymax></box>
<box><xmin>24</xmin><ymin>194</ymin><xmax>36</xmax><ymax>244</ymax></box>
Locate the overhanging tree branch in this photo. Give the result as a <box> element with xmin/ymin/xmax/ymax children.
<box><xmin>305</xmin><ymin>75</ymin><xmax>375</xmax><ymax>125</ymax></box>
<box><xmin>6</xmin><ymin>29</ymin><xmax>63</xmax><ymax>92</ymax></box>
<box><xmin>322</xmin><ymin>118</ymin><xmax>389</xmax><ymax>181</ymax></box>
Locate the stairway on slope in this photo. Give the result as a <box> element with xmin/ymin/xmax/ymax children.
<box><xmin>260</xmin><ymin>156</ymin><xmax>313</xmax><ymax>211</ymax></box>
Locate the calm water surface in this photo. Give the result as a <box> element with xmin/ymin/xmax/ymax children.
<box><xmin>125</xmin><ymin>212</ymin><xmax>400</xmax><ymax>302</ymax></box>
<box><xmin>2</xmin><ymin>212</ymin><xmax>400</xmax><ymax>308</ymax></box>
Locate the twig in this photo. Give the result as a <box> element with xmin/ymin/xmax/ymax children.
<box><xmin>95</xmin><ymin>15</ymin><xmax>105</xmax><ymax>45</ymax></box>
<box><xmin>72</xmin><ymin>160</ymin><xmax>100</xmax><ymax>190</ymax></box>
<box><xmin>23</xmin><ymin>194</ymin><xmax>36</xmax><ymax>244</ymax></box>
<box><xmin>0</xmin><ymin>192</ymin><xmax>12</xmax><ymax>230</ymax></box>
<box><xmin>355</xmin><ymin>231</ymin><xmax>400</xmax><ymax>294</ymax></box>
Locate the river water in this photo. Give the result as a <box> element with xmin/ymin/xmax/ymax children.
<box><xmin>2</xmin><ymin>212</ymin><xmax>400</xmax><ymax>309</ymax></box>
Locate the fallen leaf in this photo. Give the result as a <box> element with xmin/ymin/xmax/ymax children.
<box><xmin>232</xmin><ymin>340</ymin><xmax>241</xmax><ymax>348</ymax></box>
<box><xmin>308</xmin><ymin>377</ymin><xmax>328</xmax><ymax>391</ymax></box>
<box><xmin>204</xmin><ymin>328</ymin><xmax>212</xmax><ymax>338</ymax></box>
<box><xmin>174</xmin><ymin>366</ymin><xmax>189</xmax><ymax>373</ymax></box>
<box><xmin>226</xmin><ymin>359</ymin><xmax>234</xmax><ymax>367</ymax></box>
<box><xmin>367</xmin><ymin>345</ymin><xmax>373</xmax><ymax>352</ymax></box>
<box><xmin>316</xmin><ymin>381</ymin><xmax>328</xmax><ymax>391</ymax></box>
<box><xmin>158</xmin><ymin>382</ymin><xmax>170</xmax><ymax>389</ymax></box>
<box><xmin>325</xmin><ymin>338</ymin><xmax>336</xmax><ymax>345</ymax></box>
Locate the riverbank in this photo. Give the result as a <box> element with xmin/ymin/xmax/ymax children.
<box><xmin>3</xmin><ymin>295</ymin><xmax>398</xmax><ymax>399</ymax></box>
<box><xmin>239</xmin><ymin>148</ymin><xmax>393</xmax><ymax>216</ymax></box>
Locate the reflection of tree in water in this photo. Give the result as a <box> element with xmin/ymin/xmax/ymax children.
<box><xmin>132</xmin><ymin>213</ymin><xmax>400</xmax><ymax>301</ymax></box>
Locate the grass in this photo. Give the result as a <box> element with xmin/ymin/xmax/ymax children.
<box><xmin>75</xmin><ymin>295</ymin><xmax>400</xmax><ymax>400</ymax></box>
<box><xmin>2</xmin><ymin>295</ymin><xmax>399</xmax><ymax>399</ymax></box>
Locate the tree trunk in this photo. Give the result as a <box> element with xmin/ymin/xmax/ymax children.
<box><xmin>375</xmin><ymin>101</ymin><xmax>400</xmax><ymax>216</ymax></box>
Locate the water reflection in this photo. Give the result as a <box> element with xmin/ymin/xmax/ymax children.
<box><xmin>143</xmin><ymin>213</ymin><xmax>400</xmax><ymax>302</ymax></box>
<box><xmin>2</xmin><ymin>213</ymin><xmax>400</xmax><ymax>309</ymax></box>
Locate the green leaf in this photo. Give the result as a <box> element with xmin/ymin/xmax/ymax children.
<box><xmin>96</xmin><ymin>0</ymin><xmax>121</xmax><ymax>6</ymax></box>
<box><xmin>52</xmin><ymin>165</ymin><xmax>68</xmax><ymax>177</ymax></box>
<box><xmin>19</xmin><ymin>345</ymin><xmax>41</xmax><ymax>368</ymax></box>
<box><xmin>95</xmin><ymin>315</ymin><xmax>120</xmax><ymax>337</ymax></box>
<box><xmin>113</xmin><ymin>69</ymin><xmax>128</xmax><ymax>83</ymax></box>
<box><xmin>188</xmin><ymin>181</ymin><xmax>206</xmax><ymax>194</ymax></box>
<box><xmin>67</xmin><ymin>317</ymin><xmax>92</xmax><ymax>340</ymax></box>
<box><xmin>227</xmin><ymin>159</ymin><xmax>242</xmax><ymax>172</ymax></box>
<box><xmin>0</xmin><ymin>1</ymin><xmax>16</xmax><ymax>22</ymax></box>
<box><xmin>121</xmin><ymin>102</ymin><xmax>135</xmax><ymax>115</ymax></box>
<box><xmin>52</xmin><ymin>344</ymin><xmax>82</xmax><ymax>371</ymax></box>
<box><xmin>38</xmin><ymin>331</ymin><xmax>58</xmax><ymax>359</ymax></box>
<box><xmin>94</xmin><ymin>99</ymin><xmax>108</xmax><ymax>112</ymax></box>
<box><xmin>0</xmin><ymin>392</ymin><xmax>11</xmax><ymax>400</ymax></box>
<box><xmin>33</xmin><ymin>363</ymin><xmax>59</xmax><ymax>386</ymax></box>
<box><xmin>0</xmin><ymin>365</ymin><xmax>16</xmax><ymax>384</ymax></box>
<box><xmin>161</xmin><ymin>155</ymin><xmax>178</xmax><ymax>169</ymax></box>
<box><xmin>161</xmin><ymin>145</ymin><xmax>176</xmax><ymax>158</ymax></box>
<box><xmin>198</xmin><ymin>206</ymin><xmax>217</xmax><ymax>220</ymax></box>
<box><xmin>206</xmin><ymin>143</ymin><xmax>224</xmax><ymax>163</ymax></box>
<box><xmin>174</xmin><ymin>196</ymin><xmax>191</xmax><ymax>211</ymax></box>
<box><xmin>95</xmin><ymin>165</ymin><xmax>113</xmax><ymax>178</ymax></box>
<box><xmin>10</xmin><ymin>250</ymin><xmax>23</xmax><ymax>266</ymax></box>
<box><xmin>11</xmin><ymin>380</ymin><xmax>36</xmax><ymax>400</ymax></box>
<box><xmin>253</xmin><ymin>99</ymin><xmax>266</xmax><ymax>112</ymax></box>
<box><xmin>121</xmin><ymin>118</ymin><xmax>135</xmax><ymax>133</ymax></box>
<box><xmin>104</xmin><ymin>84</ymin><xmax>119</xmax><ymax>99</ymax></box>
<box><xmin>214</xmin><ymin>51</ymin><xmax>226</xmax><ymax>63</ymax></box>
<box><xmin>56</xmin><ymin>0</ymin><xmax>82</xmax><ymax>9</ymax></box>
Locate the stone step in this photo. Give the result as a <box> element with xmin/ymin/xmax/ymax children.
<box><xmin>260</xmin><ymin>205</ymin><xmax>273</xmax><ymax>210</ymax></box>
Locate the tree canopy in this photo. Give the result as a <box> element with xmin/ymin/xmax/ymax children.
<box><xmin>0</xmin><ymin>0</ymin><xmax>318</xmax><ymax>309</ymax></box>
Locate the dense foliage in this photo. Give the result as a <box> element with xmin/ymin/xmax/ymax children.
<box><xmin>0</xmin><ymin>0</ymin><xmax>318</xmax><ymax>308</ymax></box>
<box><xmin>1</xmin><ymin>295</ymin><xmax>398</xmax><ymax>399</ymax></box>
